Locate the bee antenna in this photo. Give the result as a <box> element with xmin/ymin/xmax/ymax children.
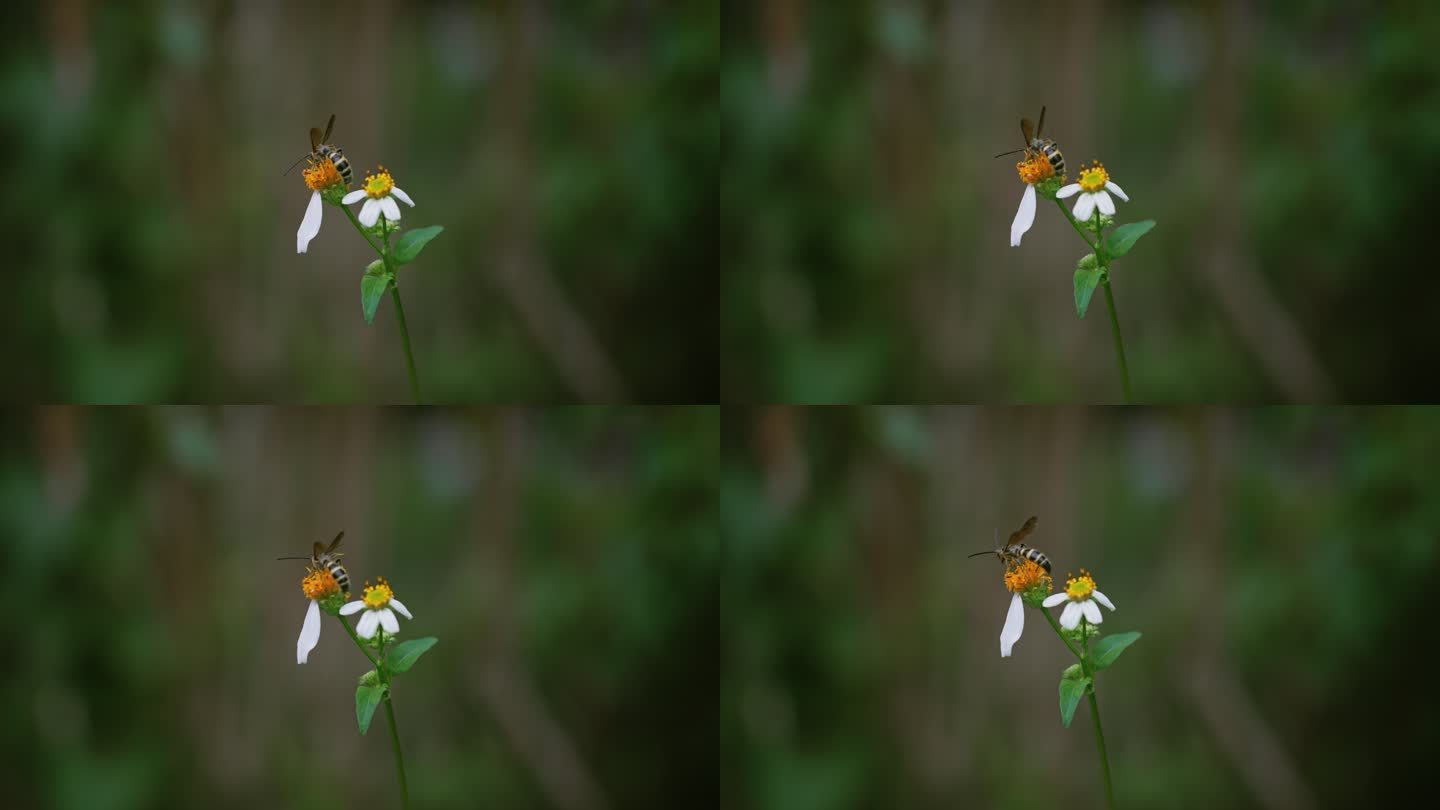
<box><xmin>993</xmin><ymin>149</ymin><xmax>1025</xmax><ymax>159</ymax></box>
<box><xmin>276</xmin><ymin>556</ymin><xmax>311</xmax><ymax>561</ymax></box>
<box><xmin>966</xmin><ymin>550</ymin><xmax>996</xmax><ymax>559</ymax></box>
<box><xmin>282</xmin><ymin>153</ymin><xmax>310</xmax><ymax>176</ymax></box>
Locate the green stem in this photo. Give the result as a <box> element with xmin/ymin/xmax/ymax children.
<box><xmin>1053</xmin><ymin>198</ymin><xmax>1133</xmax><ymax>403</ymax></box>
<box><xmin>1038</xmin><ymin>604</ymin><xmax>1085</xmax><ymax>662</ymax></box>
<box><xmin>332</xmin><ymin>616</ymin><xmax>411</xmax><ymax>808</ymax></box>
<box><xmin>1078</xmin><ymin>624</ymin><xmax>1116</xmax><ymax>810</ymax></box>
<box><xmin>337</xmin><ymin>202</ymin><xmax>424</xmax><ymax>403</ymax></box>
<box><xmin>1101</xmin><ymin>278</ymin><xmax>1132</xmax><ymax>403</ymax></box>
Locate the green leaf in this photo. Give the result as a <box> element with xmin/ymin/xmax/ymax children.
<box><xmin>1091</xmin><ymin>631</ymin><xmax>1142</xmax><ymax>670</ymax></box>
<box><xmin>394</xmin><ymin>225</ymin><xmax>444</xmax><ymax>265</ymax></box>
<box><xmin>1108</xmin><ymin>220</ymin><xmax>1156</xmax><ymax>258</ymax></box>
<box><xmin>1074</xmin><ymin>266</ymin><xmax>1102</xmax><ymax>318</ymax></box>
<box><xmin>389</xmin><ymin>636</ymin><xmax>438</xmax><ymax>674</ymax></box>
<box><xmin>1059</xmin><ymin>675</ymin><xmax>1091</xmax><ymax>728</ymax></box>
<box><xmin>361</xmin><ymin>269</ymin><xmax>392</xmax><ymax>325</ymax></box>
<box><xmin>355</xmin><ymin>684</ymin><xmax>383</xmax><ymax>735</ymax></box>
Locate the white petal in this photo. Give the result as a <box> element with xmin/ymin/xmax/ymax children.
<box><xmin>339</xmin><ymin>600</ymin><xmax>366</xmax><ymax>615</ymax></box>
<box><xmin>999</xmin><ymin>593</ymin><xmax>1025</xmax><ymax>658</ymax></box>
<box><xmin>1060</xmin><ymin>601</ymin><xmax>1082</xmax><ymax>630</ymax></box>
<box><xmin>1095</xmin><ymin>190</ymin><xmax>1116</xmax><ymax>216</ymax></box>
<box><xmin>296</xmin><ymin>191</ymin><xmax>323</xmax><ymax>254</ymax></box>
<box><xmin>1104</xmin><ymin>180</ymin><xmax>1129</xmax><ymax>202</ymax></box>
<box><xmin>389</xmin><ymin>598</ymin><xmax>412</xmax><ymax>619</ymax></box>
<box><xmin>1082</xmin><ymin>599</ymin><xmax>1103</xmax><ymax>625</ymax></box>
<box><xmin>358</xmin><ymin>198</ymin><xmax>380</xmax><ymax>228</ymax></box>
<box><xmin>1092</xmin><ymin>590</ymin><xmax>1116</xmax><ymax>611</ymax></box>
<box><xmin>1055</xmin><ymin>183</ymin><xmax>1082</xmax><ymax>199</ymax></box>
<box><xmin>357</xmin><ymin>610</ymin><xmax>380</xmax><ymax>639</ymax></box>
<box><xmin>1072</xmin><ymin>192</ymin><xmax>1096</xmax><ymax>223</ymax></box>
<box><xmin>1010</xmin><ymin>184</ymin><xmax>1037</xmax><ymax>247</ymax></box>
<box><xmin>391</xmin><ymin>186</ymin><xmax>415</xmax><ymax>207</ymax></box>
<box><xmin>297</xmin><ymin>600</ymin><xmax>322</xmax><ymax>664</ymax></box>
<box><xmin>342</xmin><ymin>189</ymin><xmax>368</xmax><ymax>205</ymax></box>
<box><xmin>379</xmin><ymin>607</ymin><xmax>400</xmax><ymax>634</ymax></box>
<box><xmin>1042</xmin><ymin>592</ymin><xmax>1069</xmax><ymax>608</ymax></box>
<box><xmin>381</xmin><ymin>196</ymin><xmax>402</xmax><ymax>222</ymax></box>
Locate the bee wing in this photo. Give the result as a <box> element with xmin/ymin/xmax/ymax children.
<box><xmin>324</xmin><ymin>530</ymin><xmax>345</xmax><ymax>554</ymax></box>
<box><xmin>1020</xmin><ymin>117</ymin><xmax>1036</xmax><ymax>147</ymax></box>
<box><xmin>309</xmin><ymin>127</ymin><xmax>323</xmax><ymax>153</ymax></box>
<box><xmin>311</xmin><ymin>540</ymin><xmax>325</xmax><ymax>559</ymax></box>
<box><xmin>320</xmin><ymin>113</ymin><xmax>335</xmax><ymax>145</ymax></box>
<box><xmin>1008</xmin><ymin>515</ymin><xmax>1038</xmax><ymax>546</ymax></box>
<box><xmin>1036</xmin><ymin>106</ymin><xmax>1047</xmax><ymax>140</ymax></box>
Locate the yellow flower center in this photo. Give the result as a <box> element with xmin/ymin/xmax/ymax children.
<box><xmin>1015</xmin><ymin>153</ymin><xmax>1055</xmax><ymax>185</ymax></box>
<box><xmin>1077</xmin><ymin>161</ymin><xmax>1110</xmax><ymax>193</ymax></box>
<box><xmin>1004</xmin><ymin>559</ymin><xmax>1052</xmax><ymax>594</ymax></box>
<box><xmin>362</xmin><ymin>167</ymin><xmax>395</xmax><ymax>199</ymax></box>
<box><xmin>302</xmin><ymin>158</ymin><xmax>344</xmax><ymax>191</ymax></box>
<box><xmin>301</xmin><ymin>568</ymin><xmax>340</xmax><ymax>600</ymax></box>
<box><xmin>362</xmin><ymin>578</ymin><xmax>395</xmax><ymax>609</ymax></box>
<box><xmin>1064</xmin><ymin>569</ymin><xmax>1098</xmax><ymax>600</ymax></box>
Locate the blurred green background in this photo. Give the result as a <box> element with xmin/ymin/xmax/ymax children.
<box><xmin>0</xmin><ymin>406</ymin><xmax>717</xmax><ymax>808</ymax></box>
<box><xmin>1</xmin><ymin>1</ymin><xmax>717</xmax><ymax>402</ymax></box>
<box><xmin>723</xmin><ymin>406</ymin><xmax>1440</xmax><ymax>808</ymax></box>
<box><xmin>723</xmin><ymin>1</ymin><xmax>1440</xmax><ymax>402</ymax></box>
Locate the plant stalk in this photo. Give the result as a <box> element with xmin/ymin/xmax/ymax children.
<box><xmin>1079</xmin><ymin>626</ymin><xmax>1116</xmax><ymax>810</ymax></box>
<box><xmin>1053</xmin><ymin>198</ymin><xmax>1133</xmax><ymax>402</ymax></box>
<box><xmin>333</xmin><ymin>615</ymin><xmax>411</xmax><ymax>808</ymax></box>
<box><xmin>338</xmin><ymin>202</ymin><xmax>424</xmax><ymax>403</ymax></box>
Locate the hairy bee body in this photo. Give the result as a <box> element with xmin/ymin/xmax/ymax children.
<box><xmin>314</xmin><ymin>548</ymin><xmax>351</xmax><ymax>597</ymax></box>
<box><xmin>1001</xmin><ymin>543</ymin><xmax>1051</xmax><ymax>573</ymax></box>
<box><xmin>1032</xmin><ymin>138</ymin><xmax>1065</xmax><ymax>177</ymax></box>
<box><xmin>315</xmin><ymin>142</ymin><xmax>352</xmax><ymax>186</ymax></box>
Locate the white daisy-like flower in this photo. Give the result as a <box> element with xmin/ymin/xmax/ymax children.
<box><xmin>1010</xmin><ymin>151</ymin><xmax>1057</xmax><ymax>247</ymax></box>
<box><xmin>296</xmin><ymin>567</ymin><xmax>343</xmax><ymax>664</ymax></box>
<box><xmin>342</xmin><ymin>166</ymin><xmax>415</xmax><ymax>228</ymax></box>
<box><xmin>1056</xmin><ymin>161</ymin><xmax>1128</xmax><ymax>224</ymax></box>
<box><xmin>998</xmin><ymin>557</ymin><xmax>1052</xmax><ymax>657</ymax></box>
<box><xmin>1042</xmin><ymin>569</ymin><xmax>1116</xmax><ymax>630</ymax></box>
<box><xmin>296</xmin><ymin>158</ymin><xmax>347</xmax><ymax>254</ymax></box>
<box><xmin>339</xmin><ymin>577</ymin><xmax>413</xmax><ymax>639</ymax></box>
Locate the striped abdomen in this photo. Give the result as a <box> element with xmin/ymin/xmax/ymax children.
<box><xmin>1034</xmin><ymin>139</ymin><xmax>1064</xmax><ymax>176</ymax></box>
<box><xmin>316</xmin><ymin>553</ymin><xmax>350</xmax><ymax>596</ymax></box>
<box><xmin>1006</xmin><ymin>544</ymin><xmax>1051</xmax><ymax>573</ymax></box>
<box><xmin>316</xmin><ymin>144</ymin><xmax>352</xmax><ymax>185</ymax></box>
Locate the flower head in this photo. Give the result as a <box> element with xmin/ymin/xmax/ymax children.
<box><xmin>296</xmin><ymin>567</ymin><xmax>342</xmax><ymax>665</ymax></box>
<box><xmin>999</xmin><ymin>558</ymin><xmax>1052</xmax><ymax>658</ymax></box>
<box><xmin>1056</xmin><ymin>161</ymin><xmax>1129</xmax><ymax>223</ymax></box>
<box><xmin>1041</xmin><ymin>568</ymin><xmax>1116</xmax><ymax>630</ymax></box>
<box><xmin>297</xmin><ymin>158</ymin><xmax>347</xmax><ymax>254</ymax></box>
<box><xmin>342</xmin><ymin>166</ymin><xmax>416</xmax><ymax>228</ymax></box>
<box><xmin>340</xmin><ymin>577</ymin><xmax>413</xmax><ymax>639</ymax></box>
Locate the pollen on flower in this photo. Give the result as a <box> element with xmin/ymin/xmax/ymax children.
<box><xmin>362</xmin><ymin>577</ymin><xmax>395</xmax><ymax>609</ymax></box>
<box><xmin>1064</xmin><ymin>569</ymin><xmax>1098</xmax><ymax>600</ymax></box>
<box><xmin>361</xmin><ymin>167</ymin><xmax>395</xmax><ymax>199</ymax></box>
<box><xmin>301</xmin><ymin>568</ymin><xmax>341</xmax><ymax>600</ymax></box>
<box><xmin>302</xmin><ymin>158</ymin><xmax>344</xmax><ymax>191</ymax></box>
<box><xmin>1004</xmin><ymin>559</ymin><xmax>1051</xmax><ymax>594</ymax></box>
<box><xmin>1016</xmin><ymin>153</ymin><xmax>1055</xmax><ymax>185</ymax></box>
<box><xmin>1077</xmin><ymin>161</ymin><xmax>1110</xmax><ymax>193</ymax></box>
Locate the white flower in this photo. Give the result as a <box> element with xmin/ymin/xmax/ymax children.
<box><xmin>296</xmin><ymin>567</ymin><xmax>343</xmax><ymax>664</ymax></box>
<box><xmin>339</xmin><ymin>577</ymin><xmax>413</xmax><ymax>639</ymax></box>
<box><xmin>297</xmin><ymin>600</ymin><xmax>322</xmax><ymax>664</ymax></box>
<box><xmin>1056</xmin><ymin>161</ymin><xmax>1128</xmax><ymax>224</ymax></box>
<box><xmin>1010</xmin><ymin>184</ymin><xmax>1037</xmax><ymax>247</ymax></box>
<box><xmin>1042</xmin><ymin>570</ymin><xmax>1116</xmax><ymax>630</ymax></box>
<box><xmin>296</xmin><ymin>158</ymin><xmax>347</xmax><ymax>254</ymax></box>
<box><xmin>342</xmin><ymin>167</ymin><xmax>415</xmax><ymax>228</ymax></box>
<box><xmin>999</xmin><ymin>592</ymin><xmax>1026</xmax><ymax>657</ymax></box>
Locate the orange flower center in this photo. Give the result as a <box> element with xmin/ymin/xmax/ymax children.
<box><xmin>301</xmin><ymin>568</ymin><xmax>340</xmax><ymax>600</ymax></box>
<box><xmin>1016</xmin><ymin>153</ymin><xmax>1055</xmax><ymax>185</ymax></box>
<box><xmin>303</xmin><ymin>158</ymin><xmax>344</xmax><ymax>191</ymax></box>
<box><xmin>1005</xmin><ymin>559</ymin><xmax>1052</xmax><ymax>594</ymax></box>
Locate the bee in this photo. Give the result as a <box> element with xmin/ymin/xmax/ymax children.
<box><xmin>283</xmin><ymin>114</ymin><xmax>352</xmax><ymax>185</ymax></box>
<box><xmin>967</xmin><ymin>515</ymin><xmax>1052</xmax><ymax>573</ymax></box>
<box><xmin>993</xmin><ymin>106</ymin><xmax>1065</xmax><ymax>178</ymax></box>
<box><xmin>277</xmin><ymin>530</ymin><xmax>351</xmax><ymax>597</ymax></box>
